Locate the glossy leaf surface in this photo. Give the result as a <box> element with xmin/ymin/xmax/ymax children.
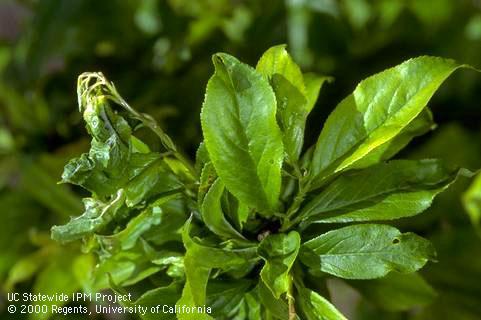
<box><xmin>258</xmin><ymin>231</ymin><xmax>300</xmax><ymax>298</ymax></box>
<box><xmin>201</xmin><ymin>53</ymin><xmax>284</xmax><ymax>211</ymax></box>
<box><xmin>296</xmin><ymin>287</ymin><xmax>347</xmax><ymax>320</ymax></box>
<box><xmin>299</xmin><ymin>160</ymin><xmax>460</xmax><ymax>227</ymax></box>
<box><xmin>201</xmin><ymin>179</ymin><xmax>246</xmax><ymax>241</ymax></box>
<box><xmin>300</xmin><ymin>224</ymin><xmax>436</xmax><ymax>279</ymax></box>
<box><xmin>310</xmin><ymin>57</ymin><xmax>464</xmax><ymax>187</ymax></box>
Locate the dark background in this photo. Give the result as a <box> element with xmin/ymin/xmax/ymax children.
<box><xmin>1</xmin><ymin>1</ymin><xmax>481</xmax><ymax>319</ymax></box>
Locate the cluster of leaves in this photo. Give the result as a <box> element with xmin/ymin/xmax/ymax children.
<box><xmin>50</xmin><ymin>72</ymin><xmax>195</xmax><ymax>291</ymax></box>
<box><xmin>0</xmin><ymin>2</ymin><xmax>270</xmax><ymax>317</ymax></box>
<box><xmin>2</xmin><ymin>1</ymin><xmax>481</xmax><ymax>319</ymax></box>
<box><xmin>345</xmin><ymin>121</ymin><xmax>481</xmax><ymax>320</ymax></box>
<box><xmin>52</xmin><ymin>45</ymin><xmax>475</xmax><ymax>319</ymax></box>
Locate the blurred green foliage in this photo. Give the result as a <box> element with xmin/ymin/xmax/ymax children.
<box><xmin>1</xmin><ymin>0</ymin><xmax>481</xmax><ymax>319</ymax></box>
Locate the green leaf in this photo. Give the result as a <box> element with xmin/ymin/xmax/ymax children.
<box><xmin>177</xmin><ymin>255</ymin><xmax>213</xmax><ymax>320</ymax></box>
<box><xmin>61</xmin><ymin>153</ymin><xmax>120</xmax><ymax>198</ymax></box>
<box><xmin>164</xmin><ymin>157</ymin><xmax>196</xmax><ymax>183</ymax></box>
<box><xmin>130</xmin><ymin>282</ymin><xmax>182</xmax><ymax>320</ymax></box>
<box><xmin>151</xmin><ymin>251</ymin><xmax>184</xmax><ymax>278</ymax></box>
<box><xmin>143</xmin><ymin>197</ymin><xmax>188</xmax><ymax>246</ymax></box>
<box><xmin>83</xmin><ymin>98</ymin><xmax>131</xmax><ymax>154</ymax></box>
<box><xmin>296</xmin><ymin>287</ymin><xmax>347</xmax><ymax>320</ymax></box>
<box><xmin>51</xmin><ymin>190</ymin><xmax>126</xmax><ymax>243</ymax></box>
<box><xmin>257</xmin><ymin>45</ymin><xmax>319</xmax><ymax>163</ymax></box>
<box><xmin>257</xmin><ymin>45</ymin><xmax>306</xmax><ymax>95</ymax></box>
<box><xmin>198</xmin><ymin>161</ymin><xmax>217</xmax><ymax>205</ymax></box>
<box><xmin>92</xmin><ymin>240</ymin><xmax>162</xmax><ymax>289</ymax></box>
<box><xmin>206</xmin><ymin>279</ymin><xmax>254</xmax><ymax>318</ymax></box>
<box><xmin>309</xmin><ymin>56</ymin><xmax>465</xmax><ymax>188</ymax></box>
<box><xmin>245</xmin><ymin>291</ymin><xmax>262</xmax><ymax>320</ymax></box>
<box><xmin>223</xmin><ymin>195</ymin><xmax>250</xmax><ymax>231</ymax></box>
<box><xmin>124</xmin><ymin>153</ymin><xmax>182</xmax><ymax>207</ymax></box>
<box><xmin>72</xmin><ymin>254</ymin><xmax>96</xmax><ymax>293</ymax></box>
<box><xmin>201</xmin><ymin>53</ymin><xmax>284</xmax><ymax>212</ymax></box>
<box><xmin>195</xmin><ymin>142</ymin><xmax>210</xmax><ymax>174</ymax></box>
<box><xmin>349</xmin><ymin>272</ymin><xmax>436</xmax><ymax>311</ymax></box>
<box><xmin>349</xmin><ymin>108</ymin><xmax>435</xmax><ymax>169</ymax></box>
<box><xmin>463</xmin><ymin>173</ymin><xmax>481</xmax><ymax>233</ymax></box>
<box><xmin>202</xmin><ymin>179</ymin><xmax>247</xmax><ymax>241</ymax></box>
<box><xmin>183</xmin><ymin>218</ymin><xmax>258</xmax><ymax>268</ymax></box>
<box><xmin>54</xmin><ymin>95</ymin><xmax>184</xmax><ymax>243</ymax></box>
<box><xmin>303</xmin><ymin>73</ymin><xmax>331</xmax><ymax>113</ymax></box>
<box><xmin>131</xmin><ymin>135</ymin><xmax>151</xmax><ymax>153</ymax></box>
<box><xmin>299</xmin><ymin>159</ymin><xmax>460</xmax><ymax>227</ymax></box>
<box><xmin>258</xmin><ymin>231</ymin><xmax>300</xmax><ymax>298</ymax></box>
<box><xmin>61</xmin><ymin>93</ymin><xmax>182</xmax><ymax>205</ymax></box>
<box><xmin>300</xmin><ymin>224</ymin><xmax>436</xmax><ymax>279</ymax></box>
<box><xmin>95</xmin><ymin>194</ymin><xmax>182</xmax><ymax>252</ymax></box>
<box><xmin>258</xmin><ymin>282</ymin><xmax>289</xmax><ymax>320</ymax></box>
<box><xmin>178</xmin><ymin>218</ymin><xmax>258</xmax><ymax>316</ymax></box>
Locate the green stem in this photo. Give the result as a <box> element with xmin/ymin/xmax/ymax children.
<box><xmin>281</xmin><ymin>214</ymin><xmax>304</xmax><ymax>233</ymax></box>
<box><xmin>281</xmin><ymin>177</ymin><xmax>311</xmax><ymax>232</ymax></box>
<box><xmin>287</xmin><ymin>275</ymin><xmax>296</xmax><ymax>320</ymax></box>
<box><xmin>109</xmin><ymin>83</ymin><xmax>197</xmax><ymax>177</ymax></box>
